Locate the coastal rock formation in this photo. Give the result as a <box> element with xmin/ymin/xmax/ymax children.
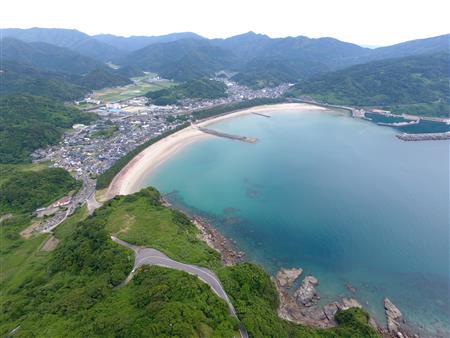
<box><xmin>340</xmin><ymin>297</ymin><xmax>362</xmax><ymax>310</ymax></box>
<box><xmin>384</xmin><ymin>298</ymin><xmax>404</xmax><ymax>333</ymax></box>
<box><xmin>294</xmin><ymin>275</ymin><xmax>320</xmax><ymax>307</ymax></box>
<box><xmin>192</xmin><ymin>216</ymin><xmax>245</xmax><ymax>265</ymax></box>
<box><xmin>274</xmin><ymin>267</ymin><xmax>367</xmax><ymax>330</ymax></box>
<box><xmin>276</xmin><ymin>268</ymin><xmax>303</xmax><ymax>288</ymax></box>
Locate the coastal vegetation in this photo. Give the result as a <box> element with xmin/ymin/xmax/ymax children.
<box><xmin>290</xmin><ymin>52</ymin><xmax>450</xmax><ymax>117</ymax></box>
<box><xmin>95</xmin><ymin>123</ymin><xmax>189</xmax><ymax>189</ymax></box>
<box><xmin>0</xmin><ymin>95</ymin><xmax>96</xmax><ymax>164</ymax></box>
<box><xmin>1</xmin><ymin>186</ymin><xmax>379</xmax><ymax>337</ymax></box>
<box><xmin>145</xmin><ymin>78</ymin><xmax>228</xmax><ymax>105</ymax></box>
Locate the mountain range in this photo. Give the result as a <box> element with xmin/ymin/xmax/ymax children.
<box><xmin>1</xmin><ymin>27</ymin><xmax>448</xmax><ymax>113</ymax></box>
<box><xmin>2</xmin><ymin>28</ymin><xmax>448</xmax><ymax>83</ymax></box>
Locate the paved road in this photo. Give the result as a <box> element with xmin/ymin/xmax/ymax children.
<box><xmin>111</xmin><ymin>236</ymin><xmax>248</xmax><ymax>338</ymax></box>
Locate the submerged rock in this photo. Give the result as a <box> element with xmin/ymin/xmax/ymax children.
<box><xmin>294</xmin><ymin>275</ymin><xmax>320</xmax><ymax>307</ymax></box>
<box><xmin>276</xmin><ymin>268</ymin><xmax>303</xmax><ymax>288</ymax></box>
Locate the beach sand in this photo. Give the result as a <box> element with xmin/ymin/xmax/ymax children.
<box><xmin>107</xmin><ymin>103</ymin><xmax>328</xmax><ymax>198</ymax></box>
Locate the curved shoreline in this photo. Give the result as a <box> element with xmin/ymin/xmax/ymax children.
<box><xmin>107</xmin><ymin>103</ymin><xmax>328</xmax><ymax>198</ymax></box>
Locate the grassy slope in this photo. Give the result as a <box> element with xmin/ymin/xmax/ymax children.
<box><xmin>1</xmin><ymin>187</ymin><xmax>379</xmax><ymax>337</ymax></box>
<box><xmin>98</xmin><ymin>188</ymin><xmax>222</xmax><ymax>271</ymax></box>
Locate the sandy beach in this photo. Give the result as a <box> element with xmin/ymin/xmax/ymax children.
<box><xmin>107</xmin><ymin>103</ymin><xmax>328</xmax><ymax>198</ymax></box>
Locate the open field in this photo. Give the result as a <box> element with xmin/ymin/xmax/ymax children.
<box><xmin>91</xmin><ymin>76</ymin><xmax>175</xmax><ymax>103</ymax></box>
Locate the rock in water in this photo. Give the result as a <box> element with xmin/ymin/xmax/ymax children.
<box><xmin>294</xmin><ymin>275</ymin><xmax>320</xmax><ymax>307</ymax></box>
<box><xmin>384</xmin><ymin>297</ymin><xmax>403</xmax><ymax>333</ymax></box>
<box><xmin>276</xmin><ymin>268</ymin><xmax>303</xmax><ymax>288</ymax></box>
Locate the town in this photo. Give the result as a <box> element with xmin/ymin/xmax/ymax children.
<box><xmin>30</xmin><ymin>76</ymin><xmax>290</xmax><ymax>232</ymax></box>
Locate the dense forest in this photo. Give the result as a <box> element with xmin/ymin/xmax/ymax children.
<box><xmin>146</xmin><ymin>78</ymin><xmax>228</xmax><ymax>105</ymax></box>
<box><xmin>0</xmin><ymin>95</ymin><xmax>96</xmax><ymax>163</ymax></box>
<box><xmin>1</xmin><ymin>61</ymin><xmax>89</xmax><ymax>101</ymax></box>
<box><xmin>1</xmin><ymin>61</ymin><xmax>132</xmax><ymax>100</ymax></box>
<box><xmin>290</xmin><ymin>52</ymin><xmax>450</xmax><ymax>117</ymax></box>
<box><xmin>0</xmin><ymin>166</ymin><xmax>80</xmax><ymax>214</ymax></box>
<box><xmin>1</xmin><ymin>187</ymin><xmax>379</xmax><ymax>337</ymax></box>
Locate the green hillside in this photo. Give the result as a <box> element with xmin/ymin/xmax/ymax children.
<box><xmin>1</xmin><ymin>61</ymin><xmax>88</xmax><ymax>101</ymax></box>
<box><xmin>0</xmin><ymin>96</ymin><xmax>96</xmax><ymax>163</ymax></box>
<box><xmin>146</xmin><ymin>78</ymin><xmax>227</xmax><ymax>105</ymax></box>
<box><xmin>1</xmin><ymin>37</ymin><xmax>103</xmax><ymax>75</ymax></box>
<box><xmin>78</xmin><ymin>68</ymin><xmax>132</xmax><ymax>90</ymax></box>
<box><xmin>0</xmin><ymin>28</ymin><xmax>125</xmax><ymax>61</ymax></box>
<box><xmin>1</xmin><ymin>187</ymin><xmax>379</xmax><ymax>337</ymax></box>
<box><xmin>291</xmin><ymin>53</ymin><xmax>450</xmax><ymax>117</ymax></box>
<box><xmin>123</xmin><ymin>39</ymin><xmax>236</xmax><ymax>81</ymax></box>
<box><xmin>0</xmin><ymin>165</ymin><xmax>80</xmax><ymax>215</ymax></box>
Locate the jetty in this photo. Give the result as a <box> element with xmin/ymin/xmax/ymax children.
<box><xmin>252</xmin><ymin>112</ymin><xmax>271</xmax><ymax>118</ymax></box>
<box><xmin>198</xmin><ymin>127</ymin><xmax>257</xmax><ymax>143</ymax></box>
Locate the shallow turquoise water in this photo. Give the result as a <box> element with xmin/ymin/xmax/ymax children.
<box><xmin>143</xmin><ymin>109</ymin><xmax>449</xmax><ymax>336</ymax></box>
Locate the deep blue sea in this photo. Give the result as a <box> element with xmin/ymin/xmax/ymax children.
<box><xmin>142</xmin><ymin>109</ymin><xmax>449</xmax><ymax>336</ymax></box>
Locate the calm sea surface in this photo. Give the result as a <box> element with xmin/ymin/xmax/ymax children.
<box><xmin>142</xmin><ymin>109</ymin><xmax>449</xmax><ymax>336</ymax></box>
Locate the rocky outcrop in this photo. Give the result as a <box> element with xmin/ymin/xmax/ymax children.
<box><xmin>323</xmin><ymin>298</ymin><xmax>362</xmax><ymax>321</ymax></box>
<box><xmin>192</xmin><ymin>216</ymin><xmax>245</xmax><ymax>265</ymax></box>
<box><xmin>275</xmin><ymin>267</ymin><xmax>364</xmax><ymax>329</ymax></box>
<box><xmin>384</xmin><ymin>298</ymin><xmax>404</xmax><ymax>334</ymax></box>
<box><xmin>294</xmin><ymin>275</ymin><xmax>320</xmax><ymax>307</ymax></box>
<box><xmin>276</xmin><ymin>268</ymin><xmax>303</xmax><ymax>288</ymax></box>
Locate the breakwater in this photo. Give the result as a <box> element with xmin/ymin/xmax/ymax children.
<box><xmin>252</xmin><ymin>112</ymin><xmax>271</xmax><ymax>118</ymax></box>
<box><xmin>396</xmin><ymin>132</ymin><xmax>450</xmax><ymax>141</ymax></box>
<box><xmin>198</xmin><ymin>127</ymin><xmax>258</xmax><ymax>143</ymax></box>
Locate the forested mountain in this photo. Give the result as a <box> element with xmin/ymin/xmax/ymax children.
<box><xmin>214</xmin><ymin>32</ymin><xmax>449</xmax><ymax>88</ymax></box>
<box><xmin>291</xmin><ymin>52</ymin><xmax>450</xmax><ymax>117</ymax></box>
<box><xmin>122</xmin><ymin>38</ymin><xmax>236</xmax><ymax>81</ymax></box>
<box><xmin>4</xmin><ymin>28</ymin><xmax>448</xmax><ymax>87</ymax></box>
<box><xmin>0</xmin><ymin>28</ymin><xmax>124</xmax><ymax>61</ymax></box>
<box><xmin>145</xmin><ymin>78</ymin><xmax>227</xmax><ymax>105</ymax></box>
<box><xmin>0</xmin><ymin>96</ymin><xmax>96</xmax><ymax>163</ymax></box>
<box><xmin>364</xmin><ymin>34</ymin><xmax>450</xmax><ymax>62</ymax></box>
<box><xmin>78</xmin><ymin>68</ymin><xmax>132</xmax><ymax>90</ymax></box>
<box><xmin>214</xmin><ymin>32</ymin><xmax>370</xmax><ymax>68</ymax></box>
<box><xmin>1</xmin><ymin>38</ymin><xmax>104</xmax><ymax>75</ymax></box>
<box><xmin>1</xmin><ymin>60</ymin><xmax>132</xmax><ymax>100</ymax></box>
<box><xmin>93</xmin><ymin>32</ymin><xmax>203</xmax><ymax>52</ymax></box>
<box><xmin>0</xmin><ymin>61</ymin><xmax>88</xmax><ymax>100</ymax></box>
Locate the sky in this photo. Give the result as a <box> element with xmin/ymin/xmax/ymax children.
<box><xmin>1</xmin><ymin>0</ymin><xmax>449</xmax><ymax>46</ymax></box>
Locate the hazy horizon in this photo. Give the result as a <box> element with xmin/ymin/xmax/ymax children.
<box><xmin>1</xmin><ymin>0</ymin><xmax>449</xmax><ymax>46</ymax></box>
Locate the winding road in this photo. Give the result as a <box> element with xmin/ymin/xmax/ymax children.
<box><xmin>111</xmin><ymin>236</ymin><xmax>248</xmax><ymax>338</ymax></box>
